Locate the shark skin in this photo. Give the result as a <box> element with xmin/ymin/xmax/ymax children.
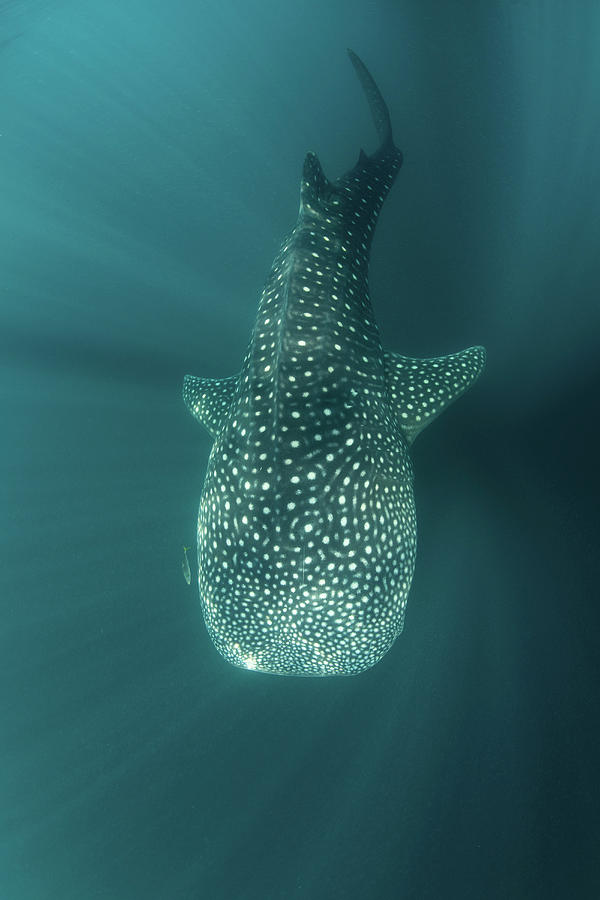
<box><xmin>184</xmin><ymin>51</ymin><xmax>485</xmax><ymax>676</ymax></box>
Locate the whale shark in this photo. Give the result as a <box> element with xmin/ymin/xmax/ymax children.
<box><xmin>184</xmin><ymin>50</ymin><xmax>485</xmax><ymax>676</ymax></box>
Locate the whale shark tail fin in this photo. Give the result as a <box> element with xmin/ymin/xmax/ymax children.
<box><xmin>347</xmin><ymin>48</ymin><xmax>395</xmax><ymax>151</ymax></box>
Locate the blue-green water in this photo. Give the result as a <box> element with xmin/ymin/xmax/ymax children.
<box><xmin>2</xmin><ymin>1</ymin><xmax>599</xmax><ymax>897</ymax></box>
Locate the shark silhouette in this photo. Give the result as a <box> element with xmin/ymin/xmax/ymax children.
<box><xmin>184</xmin><ymin>50</ymin><xmax>485</xmax><ymax>676</ymax></box>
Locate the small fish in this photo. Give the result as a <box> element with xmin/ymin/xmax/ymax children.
<box><xmin>182</xmin><ymin>545</ymin><xmax>191</xmax><ymax>585</ymax></box>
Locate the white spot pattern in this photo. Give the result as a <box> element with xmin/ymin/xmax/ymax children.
<box><xmin>183</xmin><ymin>54</ymin><xmax>485</xmax><ymax>676</ymax></box>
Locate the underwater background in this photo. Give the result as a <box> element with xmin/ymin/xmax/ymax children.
<box><xmin>2</xmin><ymin>0</ymin><xmax>599</xmax><ymax>897</ymax></box>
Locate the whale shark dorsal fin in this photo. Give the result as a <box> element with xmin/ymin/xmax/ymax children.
<box><xmin>384</xmin><ymin>346</ymin><xmax>486</xmax><ymax>444</ymax></box>
<box><xmin>183</xmin><ymin>373</ymin><xmax>239</xmax><ymax>438</ymax></box>
<box><xmin>300</xmin><ymin>151</ymin><xmax>333</xmax><ymax>213</ymax></box>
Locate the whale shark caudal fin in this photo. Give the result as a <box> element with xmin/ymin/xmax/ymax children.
<box><xmin>347</xmin><ymin>47</ymin><xmax>394</xmax><ymax>148</ymax></box>
<box><xmin>383</xmin><ymin>346</ymin><xmax>486</xmax><ymax>444</ymax></box>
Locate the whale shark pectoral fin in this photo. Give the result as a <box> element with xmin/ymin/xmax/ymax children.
<box><xmin>183</xmin><ymin>373</ymin><xmax>239</xmax><ymax>438</ymax></box>
<box><xmin>384</xmin><ymin>346</ymin><xmax>486</xmax><ymax>444</ymax></box>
